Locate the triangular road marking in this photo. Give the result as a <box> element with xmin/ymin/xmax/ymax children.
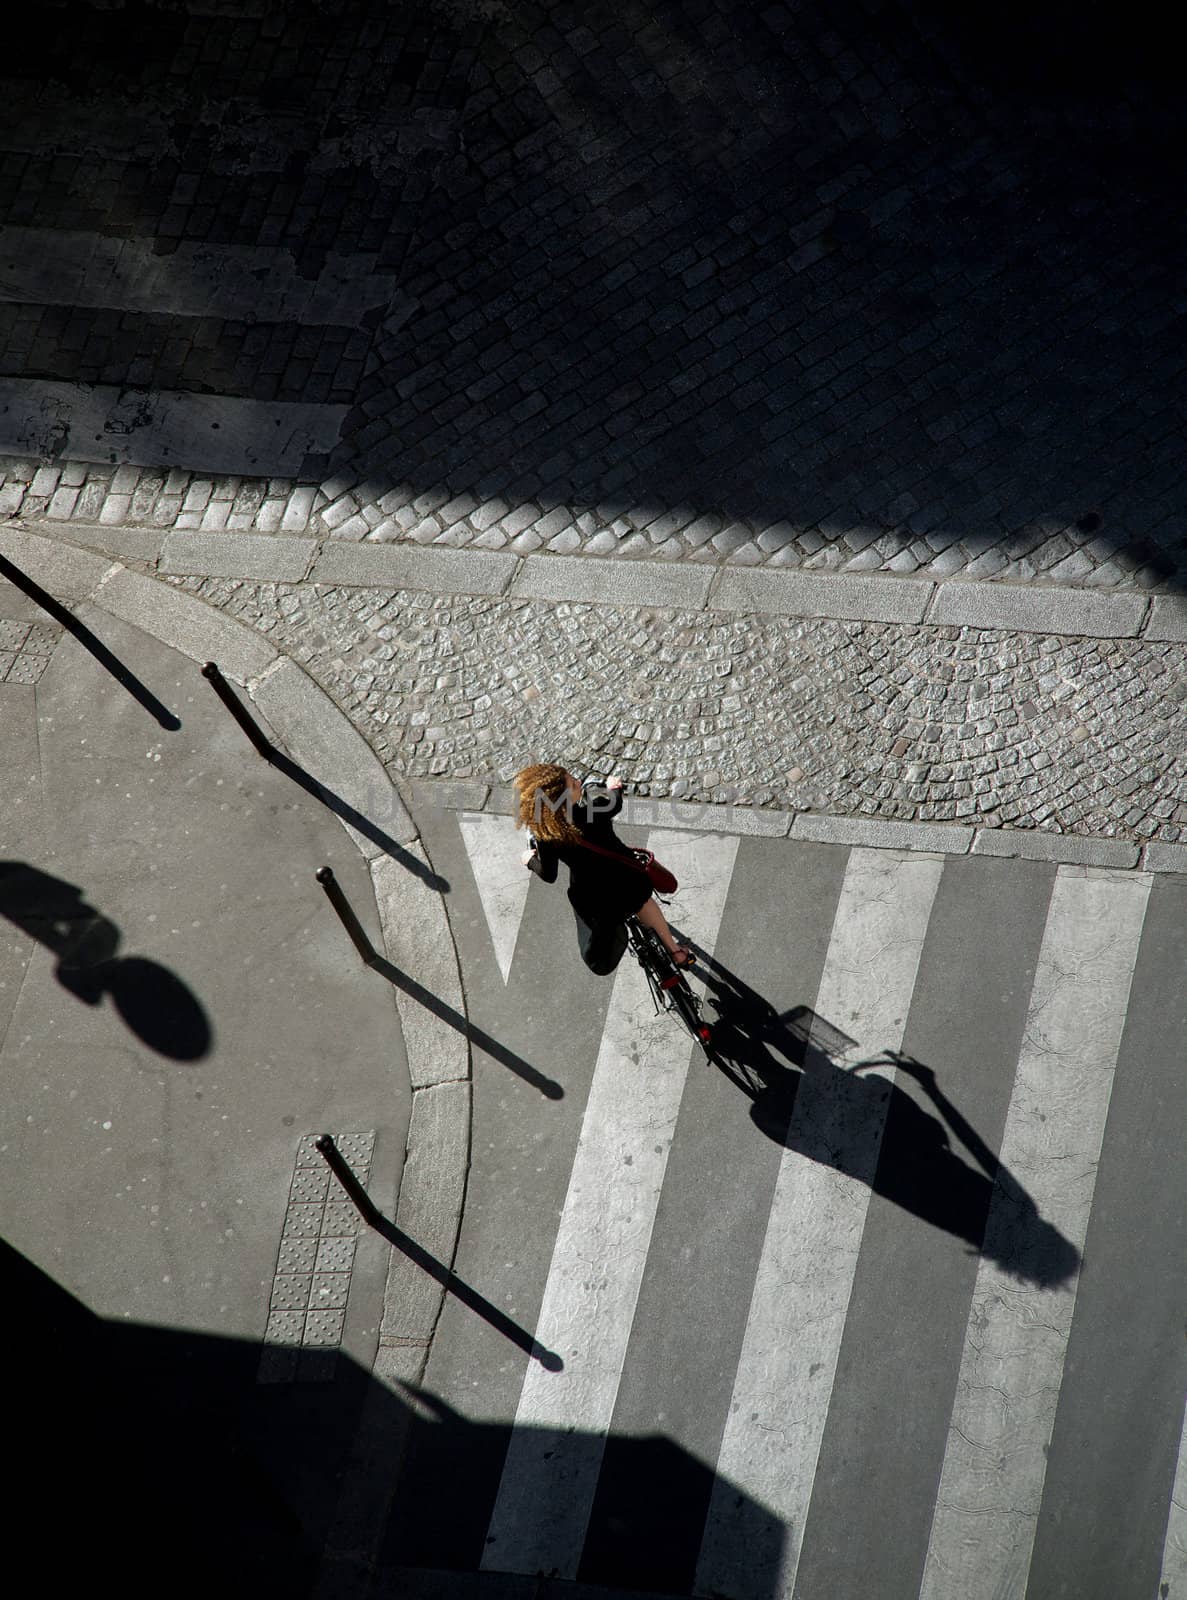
<box><xmin>458</xmin><ymin>812</ymin><xmax>532</xmax><ymax>984</ymax></box>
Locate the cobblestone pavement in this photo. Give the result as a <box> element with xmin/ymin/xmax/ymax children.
<box><xmin>3</xmin><ymin>2</ymin><xmax>1186</xmax><ymax>587</ymax></box>
<box><xmin>166</xmin><ymin>574</ymin><xmax>1187</xmax><ymax>843</ymax></box>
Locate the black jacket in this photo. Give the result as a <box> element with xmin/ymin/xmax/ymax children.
<box><xmin>527</xmin><ymin>784</ymin><xmax>651</xmax><ymax>930</ymax></box>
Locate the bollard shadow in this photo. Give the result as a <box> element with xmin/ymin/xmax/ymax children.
<box><xmin>370</xmin><ymin>1212</ymin><xmax>561</xmax><ymax>1371</ymax></box>
<box><xmin>367</xmin><ymin>953</ymin><xmax>563</xmax><ymax>1101</ymax></box>
<box><xmin>314</xmin><ymin>1134</ymin><xmax>560</xmax><ymax>1369</ymax></box>
<box><xmin>8</xmin><ymin>1237</ymin><xmax>783</xmax><ymax>1598</ymax></box>
<box><xmin>689</xmin><ymin>946</ymin><xmax>1079</xmax><ymax>1290</ymax></box>
<box><xmin>265</xmin><ymin>746</ymin><xmax>449</xmax><ymax>893</ymax></box>
<box><xmin>0</xmin><ymin>860</ymin><xmax>211</xmax><ymax>1061</ymax></box>
<box><xmin>201</xmin><ymin>663</ymin><xmax>449</xmax><ymax>893</ymax></box>
<box><xmin>0</xmin><ymin>553</ymin><xmax>180</xmax><ymax>729</ymax></box>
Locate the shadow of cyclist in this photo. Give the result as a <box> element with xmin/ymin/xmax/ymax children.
<box><xmin>689</xmin><ymin>945</ymin><xmax>1078</xmax><ymax>1290</ymax></box>
<box><xmin>0</xmin><ymin>861</ymin><xmax>212</xmax><ymax>1061</ymax></box>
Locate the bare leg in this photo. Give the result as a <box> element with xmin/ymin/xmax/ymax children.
<box><xmin>635</xmin><ymin>896</ymin><xmax>691</xmax><ymax>960</ymax></box>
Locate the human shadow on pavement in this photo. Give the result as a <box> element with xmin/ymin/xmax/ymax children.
<box><xmin>8</xmin><ymin>1238</ymin><xmax>782</xmax><ymax>1598</ymax></box>
<box><xmin>0</xmin><ymin>553</ymin><xmax>180</xmax><ymax>729</ymax></box>
<box><xmin>691</xmin><ymin>948</ymin><xmax>1078</xmax><ymax>1290</ymax></box>
<box><xmin>0</xmin><ymin>861</ymin><xmax>211</xmax><ymax>1061</ymax></box>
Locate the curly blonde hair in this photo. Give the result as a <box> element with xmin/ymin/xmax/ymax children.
<box><xmin>513</xmin><ymin>762</ymin><xmax>582</xmax><ymax>844</ymax></box>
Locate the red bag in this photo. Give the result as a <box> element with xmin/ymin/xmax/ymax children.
<box><xmin>577</xmin><ymin>837</ymin><xmax>678</xmax><ymax>895</ymax></box>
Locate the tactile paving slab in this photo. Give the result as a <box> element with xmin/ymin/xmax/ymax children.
<box><xmin>257</xmin><ymin>1130</ymin><xmax>376</xmax><ymax>1384</ymax></box>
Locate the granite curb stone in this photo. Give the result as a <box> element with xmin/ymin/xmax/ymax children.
<box><xmin>96</xmin><ymin>564</ymin><xmax>279</xmax><ymax>683</ymax></box>
<box><xmin>377</xmin><ymin>1078</ymin><xmax>471</xmax><ymax>1369</ymax></box>
<box><xmin>1141</xmin><ymin>842</ymin><xmax>1187</xmax><ymax>874</ymax></box>
<box><xmin>312</xmin><ymin>540</ymin><xmax>517</xmax><ymax>596</ymax></box>
<box><xmin>161</xmin><ymin>529</ymin><xmax>317</xmax><ymax>583</ymax></box>
<box><xmin>928</xmin><ymin>581</ymin><xmax>1150</xmax><ymax>640</ymax></box>
<box><xmin>467</xmin><ymin>787</ymin><xmax>1168</xmax><ymax>870</ymax></box>
<box><xmin>251</xmin><ymin>655</ymin><xmax>416</xmax><ymax>854</ymax></box>
<box><xmin>371</xmin><ymin>847</ymin><xmax>470</xmax><ymax>1094</ymax></box>
<box><xmin>971</xmin><ymin>828</ymin><xmax>1140</xmax><ymax>869</ymax></box>
<box><xmin>710</xmin><ymin>566</ymin><xmax>931</xmax><ymax>624</ymax></box>
<box><xmin>789</xmin><ymin>813</ymin><xmax>975</xmax><ymax>854</ymax></box>
<box><xmin>1145</xmin><ymin>595</ymin><xmax>1187</xmax><ymax>642</ymax></box>
<box><xmin>0</xmin><ymin>523</ymin><xmax>115</xmax><ymax>599</ymax></box>
<box><xmin>511</xmin><ymin>552</ymin><xmax>714</xmax><ymax>610</ymax></box>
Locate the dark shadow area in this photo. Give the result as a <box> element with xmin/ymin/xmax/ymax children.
<box><xmin>378</xmin><ymin>1388</ymin><xmax>785</xmax><ymax>1598</ymax></box>
<box><xmin>0</xmin><ymin>859</ymin><xmax>212</xmax><ymax>1060</ymax></box>
<box><xmin>369</xmin><ymin>954</ymin><xmax>563</xmax><ymax>1101</ymax></box>
<box><xmin>6</xmin><ymin>1234</ymin><xmax>363</xmax><ymax>1595</ymax></box>
<box><xmin>2</xmin><ymin>2</ymin><xmax>1185</xmax><ymax>584</ymax></box>
<box><xmin>7</xmin><ymin>1237</ymin><xmax>782</xmax><ymax>1599</ymax></box>
<box><xmin>691</xmin><ymin>946</ymin><xmax>1079</xmax><ymax>1288</ymax></box>
<box><xmin>0</xmin><ymin>553</ymin><xmax>180</xmax><ymax>728</ymax></box>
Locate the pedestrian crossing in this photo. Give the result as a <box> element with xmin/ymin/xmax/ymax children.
<box><xmin>385</xmin><ymin>815</ymin><xmax>1187</xmax><ymax>1600</ymax></box>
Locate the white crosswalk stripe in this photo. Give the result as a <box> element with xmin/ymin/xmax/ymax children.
<box><xmin>481</xmin><ymin>830</ymin><xmax>739</xmax><ymax>1580</ymax></box>
<box><xmin>695</xmin><ymin>848</ymin><xmax>945</xmax><ymax>1599</ymax></box>
<box><xmin>919</xmin><ymin>866</ymin><xmax>1152</xmax><ymax>1600</ymax></box>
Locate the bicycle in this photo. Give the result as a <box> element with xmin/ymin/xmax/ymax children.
<box><xmin>625</xmin><ymin>915</ymin><xmax>716</xmax><ymax>1057</ymax></box>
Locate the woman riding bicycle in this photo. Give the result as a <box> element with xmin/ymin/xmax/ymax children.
<box><xmin>514</xmin><ymin>763</ymin><xmax>694</xmax><ymax>977</ymax></box>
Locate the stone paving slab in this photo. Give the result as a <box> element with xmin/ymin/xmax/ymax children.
<box><xmin>1147</xmin><ymin>595</ymin><xmax>1187</xmax><ymax>642</ymax></box>
<box><xmin>161</xmin><ymin>529</ymin><xmax>316</xmax><ymax>582</ymax></box>
<box><xmin>0</xmin><ymin>383</ymin><xmax>348</xmax><ymax>477</ymax></box>
<box><xmin>970</xmin><ymin>828</ymin><xmax>1139</xmax><ymax>870</ymax></box>
<box><xmin>711</xmin><ymin>567</ymin><xmax>931</xmax><ymax>624</ymax></box>
<box><xmin>928</xmin><ymin>581</ymin><xmax>1150</xmax><ymax>641</ymax></box>
<box><xmin>96</xmin><ymin>563</ymin><xmax>278</xmax><ymax>683</ymax></box>
<box><xmin>790</xmin><ymin>814</ymin><xmax>973</xmax><ymax>855</ymax></box>
<box><xmin>311</xmin><ymin>540</ymin><xmax>517</xmax><ymax>597</ymax></box>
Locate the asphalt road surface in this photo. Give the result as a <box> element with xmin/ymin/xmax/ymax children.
<box><xmin>380</xmin><ymin>801</ymin><xmax>1186</xmax><ymax>1600</ymax></box>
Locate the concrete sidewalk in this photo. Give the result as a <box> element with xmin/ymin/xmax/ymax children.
<box><xmin>0</xmin><ymin>541</ymin><xmax>478</xmax><ymax>1587</ymax></box>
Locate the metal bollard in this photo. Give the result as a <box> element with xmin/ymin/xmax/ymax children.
<box><xmin>316</xmin><ymin>866</ymin><xmax>377</xmax><ymax>964</ymax></box>
<box><xmin>201</xmin><ymin>660</ymin><xmax>274</xmax><ymax>760</ymax></box>
<box><xmin>315</xmin><ymin>1135</ymin><xmax>379</xmax><ymax>1225</ymax></box>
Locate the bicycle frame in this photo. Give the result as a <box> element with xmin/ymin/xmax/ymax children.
<box><xmin>625</xmin><ymin>918</ymin><xmax>715</xmax><ymax>1051</ymax></box>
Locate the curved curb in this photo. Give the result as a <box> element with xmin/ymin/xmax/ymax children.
<box><xmin>0</xmin><ymin>524</ymin><xmax>474</xmax><ymax>1390</ymax></box>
